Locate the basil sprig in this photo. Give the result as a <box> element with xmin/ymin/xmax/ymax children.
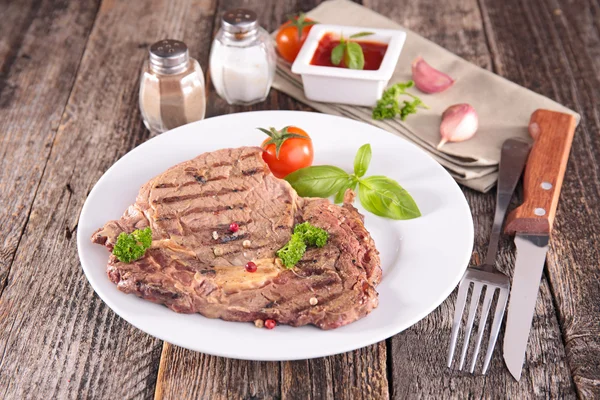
<box><xmin>285</xmin><ymin>144</ymin><xmax>421</xmax><ymax>220</ymax></box>
<box><xmin>331</xmin><ymin>32</ymin><xmax>374</xmax><ymax>70</ymax></box>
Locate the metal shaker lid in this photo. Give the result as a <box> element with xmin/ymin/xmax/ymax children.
<box><xmin>221</xmin><ymin>9</ymin><xmax>258</xmax><ymax>34</ymax></box>
<box><xmin>149</xmin><ymin>39</ymin><xmax>189</xmax><ymax>74</ymax></box>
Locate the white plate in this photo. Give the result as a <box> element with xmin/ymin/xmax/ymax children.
<box><xmin>77</xmin><ymin>111</ymin><xmax>473</xmax><ymax>361</ymax></box>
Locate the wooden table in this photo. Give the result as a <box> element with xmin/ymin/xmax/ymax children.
<box><xmin>1</xmin><ymin>0</ymin><xmax>598</xmax><ymax>398</ymax></box>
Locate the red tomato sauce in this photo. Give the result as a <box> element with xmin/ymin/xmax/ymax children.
<box><xmin>310</xmin><ymin>33</ymin><xmax>388</xmax><ymax>70</ymax></box>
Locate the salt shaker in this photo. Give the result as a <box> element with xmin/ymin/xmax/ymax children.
<box><xmin>139</xmin><ymin>39</ymin><xmax>206</xmax><ymax>133</ymax></box>
<box><xmin>209</xmin><ymin>9</ymin><xmax>276</xmax><ymax>105</ymax></box>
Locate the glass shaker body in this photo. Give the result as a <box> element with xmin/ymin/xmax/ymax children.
<box><xmin>139</xmin><ymin>40</ymin><xmax>206</xmax><ymax>133</ymax></box>
<box><xmin>209</xmin><ymin>25</ymin><xmax>276</xmax><ymax>105</ymax></box>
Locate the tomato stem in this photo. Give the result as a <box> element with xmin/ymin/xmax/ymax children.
<box><xmin>257</xmin><ymin>126</ymin><xmax>308</xmax><ymax>159</ymax></box>
<box><xmin>287</xmin><ymin>12</ymin><xmax>317</xmax><ymax>41</ymax></box>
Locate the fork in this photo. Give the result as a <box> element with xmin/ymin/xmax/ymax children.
<box><xmin>447</xmin><ymin>138</ymin><xmax>531</xmax><ymax>374</ymax></box>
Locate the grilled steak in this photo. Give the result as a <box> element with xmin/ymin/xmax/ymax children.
<box><xmin>92</xmin><ymin>147</ymin><xmax>381</xmax><ymax>329</ymax></box>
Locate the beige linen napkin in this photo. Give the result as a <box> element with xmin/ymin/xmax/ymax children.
<box><xmin>272</xmin><ymin>0</ymin><xmax>580</xmax><ymax>192</ymax></box>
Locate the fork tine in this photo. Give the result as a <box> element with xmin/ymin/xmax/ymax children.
<box><xmin>468</xmin><ymin>286</ymin><xmax>496</xmax><ymax>373</ymax></box>
<box><xmin>481</xmin><ymin>288</ymin><xmax>509</xmax><ymax>374</ymax></box>
<box><xmin>458</xmin><ymin>282</ymin><xmax>483</xmax><ymax>370</ymax></box>
<box><xmin>447</xmin><ymin>279</ymin><xmax>470</xmax><ymax>367</ymax></box>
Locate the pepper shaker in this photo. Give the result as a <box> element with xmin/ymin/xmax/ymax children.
<box><xmin>139</xmin><ymin>39</ymin><xmax>206</xmax><ymax>133</ymax></box>
<box><xmin>209</xmin><ymin>9</ymin><xmax>276</xmax><ymax>105</ymax></box>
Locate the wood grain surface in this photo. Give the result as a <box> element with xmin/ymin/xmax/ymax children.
<box><xmin>0</xmin><ymin>0</ymin><xmax>598</xmax><ymax>399</ymax></box>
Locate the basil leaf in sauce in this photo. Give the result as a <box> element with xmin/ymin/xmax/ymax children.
<box><xmin>344</xmin><ymin>41</ymin><xmax>365</xmax><ymax>70</ymax></box>
<box><xmin>349</xmin><ymin>31</ymin><xmax>374</xmax><ymax>39</ymax></box>
<box><xmin>353</xmin><ymin>143</ymin><xmax>372</xmax><ymax>178</ymax></box>
<box><xmin>358</xmin><ymin>176</ymin><xmax>421</xmax><ymax>220</ymax></box>
<box><xmin>331</xmin><ymin>43</ymin><xmax>346</xmax><ymax>66</ymax></box>
<box><xmin>285</xmin><ymin>166</ymin><xmax>350</xmax><ymax>197</ymax></box>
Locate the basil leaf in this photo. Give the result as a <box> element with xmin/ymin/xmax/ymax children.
<box><xmin>334</xmin><ymin>179</ymin><xmax>358</xmax><ymax>204</ymax></box>
<box><xmin>285</xmin><ymin>166</ymin><xmax>350</xmax><ymax>197</ymax></box>
<box><xmin>358</xmin><ymin>176</ymin><xmax>421</xmax><ymax>220</ymax></box>
<box><xmin>331</xmin><ymin>43</ymin><xmax>345</xmax><ymax>66</ymax></box>
<box><xmin>344</xmin><ymin>41</ymin><xmax>365</xmax><ymax>70</ymax></box>
<box><xmin>349</xmin><ymin>31</ymin><xmax>374</xmax><ymax>39</ymax></box>
<box><xmin>353</xmin><ymin>144</ymin><xmax>372</xmax><ymax>177</ymax></box>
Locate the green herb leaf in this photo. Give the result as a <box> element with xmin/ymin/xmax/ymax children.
<box><xmin>112</xmin><ymin>227</ymin><xmax>153</xmax><ymax>263</ymax></box>
<box><xmin>334</xmin><ymin>179</ymin><xmax>357</xmax><ymax>204</ymax></box>
<box><xmin>372</xmin><ymin>81</ymin><xmax>427</xmax><ymax>121</ymax></box>
<box><xmin>277</xmin><ymin>222</ymin><xmax>329</xmax><ymax>268</ymax></box>
<box><xmin>353</xmin><ymin>144</ymin><xmax>372</xmax><ymax>177</ymax></box>
<box><xmin>331</xmin><ymin>43</ymin><xmax>346</xmax><ymax>66</ymax></box>
<box><xmin>294</xmin><ymin>222</ymin><xmax>329</xmax><ymax>248</ymax></box>
<box><xmin>358</xmin><ymin>176</ymin><xmax>421</xmax><ymax>220</ymax></box>
<box><xmin>399</xmin><ymin>99</ymin><xmax>422</xmax><ymax>121</ymax></box>
<box><xmin>344</xmin><ymin>41</ymin><xmax>365</xmax><ymax>70</ymax></box>
<box><xmin>276</xmin><ymin>232</ymin><xmax>306</xmax><ymax>268</ymax></box>
<box><xmin>285</xmin><ymin>165</ymin><xmax>350</xmax><ymax>197</ymax></box>
<box><xmin>349</xmin><ymin>31</ymin><xmax>374</xmax><ymax>39</ymax></box>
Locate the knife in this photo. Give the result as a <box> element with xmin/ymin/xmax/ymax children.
<box><xmin>502</xmin><ymin>109</ymin><xmax>577</xmax><ymax>380</ymax></box>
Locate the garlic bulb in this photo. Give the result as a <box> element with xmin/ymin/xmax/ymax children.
<box><xmin>412</xmin><ymin>56</ymin><xmax>455</xmax><ymax>94</ymax></box>
<box><xmin>438</xmin><ymin>104</ymin><xmax>478</xmax><ymax>149</ymax></box>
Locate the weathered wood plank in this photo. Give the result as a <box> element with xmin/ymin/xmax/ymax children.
<box><xmin>154</xmin><ymin>1</ymin><xmax>388</xmax><ymax>399</ymax></box>
<box><xmin>281</xmin><ymin>342</ymin><xmax>388</xmax><ymax>400</ymax></box>
<box><xmin>0</xmin><ymin>0</ymin><xmax>99</xmax><ymax>295</ymax></box>
<box><xmin>156</xmin><ymin>342</ymin><xmax>281</xmax><ymax>400</ymax></box>
<box><xmin>364</xmin><ymin>0</ymin><xmax>577</xmax><ymax>397</ymax></box>
<box><xmin>479</xmin><ymin>0</ymin><xmax>600</xmax><ymax>397</ymax></box>
<box><xmin>0</xmin><ymin>0</ymin><xmax>218</xmax><ymax>398</ymax></box>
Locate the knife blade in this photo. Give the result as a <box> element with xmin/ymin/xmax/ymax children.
<box><xmin>503</xmin><ymin>109</ymin><xmax>577</xmax><ymax>381</ymax></box>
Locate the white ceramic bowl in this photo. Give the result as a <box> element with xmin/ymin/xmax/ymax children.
<box><xmin>291</xmin><ymin>24</ymin><xmax>406</xmax><ymax>107</ymax></box>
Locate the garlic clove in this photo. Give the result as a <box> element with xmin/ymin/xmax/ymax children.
<box><xmin>412</xmin><ymin>56</ymin><xmax>455</xmax><ymax>94</ymax></box>
<box><xmin>438</xmin><ymin>104</ymin><xmax>478</xmax><ymax>149</ymax></box>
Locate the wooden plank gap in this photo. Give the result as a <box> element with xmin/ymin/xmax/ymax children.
<box><xmin>475</xmin><ymin>0</ymin><xmax>502</xmax><ymax>74</ymax></box>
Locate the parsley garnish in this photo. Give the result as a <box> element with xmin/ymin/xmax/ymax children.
<box><xmin>276</xmin><ymin>223</ymin><xmax>329</xmax><ymax>268</ymax></box>
<box><xmin>276</xmin><ymin>233</ymin><xmax>307</xmax><ymax>268</ymax></box>
<box><xmin>112</xmin><ymin>227</ymin><xmax>152</xmax><ymax>263</ymax></box>
<box><xmin>372</xmin><ymin>81</ymin><xmax>428</xmax><ymax>121</ymax></box>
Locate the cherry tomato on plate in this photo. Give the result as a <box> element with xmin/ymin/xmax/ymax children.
<box><xmin>258</xmin><ymin>126</ymin><xmax>314</xmax><ymax>179</ymax></box>
<box><xmin>275</xmin><ymin>13</ymin><xmax>317</xmax><ymax>64</ymax></box>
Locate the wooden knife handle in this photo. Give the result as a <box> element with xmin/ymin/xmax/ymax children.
<box><xmin>504</xmin><ymin>109</ymin><xmax>577</xmax><ymax>235</ymax></box>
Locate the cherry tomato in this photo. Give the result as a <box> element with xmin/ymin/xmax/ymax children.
<box><xmin>259</xmin><ymin>126</ymin><xmax>314</xmax><ymax>178</ymax></box>
<box><xmin>275</xmin><ymin>13</ymin><xmax>316</xmax><ymax>63</ymax></box>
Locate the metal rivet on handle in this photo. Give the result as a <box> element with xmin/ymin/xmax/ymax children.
<box><xmin>541</xmin><ymin>182</ymin><xmax>552</xmax><ymax>190</ymax></box>
<box><xmin>534</xmin><ymin>208</ymin><xmax>546</xmax><ymax>216</ymax></box>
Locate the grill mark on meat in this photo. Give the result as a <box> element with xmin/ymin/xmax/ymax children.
<box><xmin>296</xmin><ymin>266</ymin><xmax>328</xmax><ymax>277</ymax></box>
<box><xmin>154</xmin><ymin>176</ymin><xmax>228</xmax><ymax>189</ymax></box>
<box><xmin>292</xmin><ymin>291</ymin><xmax>346</xmax><ymax>314</ymax></box>
<box><xmin>154</xmin><ymin>204</ymin><xmax>249</xmax><ymax>221</ymax></box>
<box><xmin>239</xmin><ymin>152</ymin><xmax>258</xmax><ymax>161</ymax></box>
<box><xmin>199</xmin><ymin>269</ymin><xmax>216</xmax><ymax>276</ymax></box>
<box><xmin>155</xmin><ymin>186</ymin><xmax>251</xmax><ymax>204</ymax></box>
<box><xmin>242</xmin><ymin>167</ymin><xmax>261</xmax><ymax>176</ymax></box>
<box><xmin>219</xmin><ymin>233</ymin><xmax>247</xmax><ymax>244</ymax></box>
<box><xmin>184</xmin><ymin>206</ymin><xmax>249</xmax><ymax>218</ymax></box>
<box><xmin>308</xmin><ymin>274</ymin><xmax>340</xmax><ymax>291</ymax></box>
<box><xmin>188</xmin><ymin>219</ymin><xmax>252</xmax><ymax>234</ymax></box>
